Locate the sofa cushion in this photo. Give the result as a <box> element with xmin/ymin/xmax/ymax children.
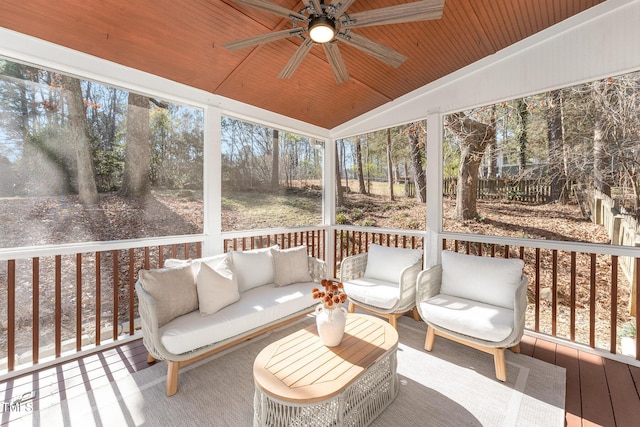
<box><xmin>271</xmin><ymin>246</ymin><xmax>312</xmax><ymax>286</ymax></box>
<box><xmin>363</xmin><ymin>244</ymin><xmax>422</xmax><ymax>283</ymax></box>
<box><xmin>440</xmin><ymin>251</ymin><xmax>524</xmax><ymax>310</ymax></box>
<box><xmin>420</xmin><ymin>293</ymin><xmax>515</xmax><ymax>343</ymax></box>
<box><xmin>232</xmin><ymin>246</ymin><xmax>277</xmax><ymax>293</ymax></box>
<box><xmin>159</xmin><ymin>281</ymin><xmax>316</xmax><ymax>354</ymax></box>
<box><xmin>165</xmin><ymin>253</ymin><xmax>228</xmax><ymax>277</ymax></box>
<box><xmin>343</xmin><ymin>277</ymin><xmax>400</xmax><ymax>310</ymax></box>
<box><xmin>138</xmin><ymin>263</ymin><xmax>197</xmax><ymax>327</ymax></box>
<box><xmin>196</xmin><ymin>256</ymin><xmax>239</xmax><ymax>316</ymax></box>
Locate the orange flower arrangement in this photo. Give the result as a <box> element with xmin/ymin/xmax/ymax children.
<box><xmin>312</xmin><ymin>279</ymin><xmax>348</xmax><ymax>309</ymax></box>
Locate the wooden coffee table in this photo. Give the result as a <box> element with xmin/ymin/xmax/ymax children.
<box><xmin>253</xmin><ymin>313</ymin><xmax>399</xmax><ymax>426</ymax></box>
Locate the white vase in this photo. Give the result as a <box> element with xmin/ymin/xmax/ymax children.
<box><xmin>315</xmin><ymin>304</ymin><xmax>347</xmax><ymax>347</ymax></box>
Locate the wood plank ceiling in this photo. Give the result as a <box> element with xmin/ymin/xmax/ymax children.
<box><xmin>0</xmin><ymin>0</ymin><xmax>604</xmax><ymax>129</ymax></box>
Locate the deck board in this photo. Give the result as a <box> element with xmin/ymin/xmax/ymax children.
<box><xmin>579</xmin><ymin>351</ymin><xmax>616</xmax><ymax>427</ymax></box>
<box><xmin>1</xmin><ymin>333</ymin><xmax>639</xmax><ymax>426</ymax></box>
<box><xmin>603</xmin><ymin>358</ymin><xmax>640</xmax><ymax>427</ymax></box>
<box><xmin>555</xmin><ymin>343</ymin><xmax>582</xmax><ymax>427</ymax></box>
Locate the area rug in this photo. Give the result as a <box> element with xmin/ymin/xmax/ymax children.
<box><xmin>7</xmin><ymin>316</ymin><xmax>566</xmax><ymax>426</ymax></box>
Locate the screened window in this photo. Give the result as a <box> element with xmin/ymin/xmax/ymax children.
<box><xmin>0</xmin><ymin>57</ymin><xmax>204</xmax><ymax>248</ymax></box>
<box><xmin>442</xmin><ymin>70</ymin><xmax>640</xmax><ymax>245</ymax></box>
<box><xmin>220</xmin><ymin>116</ymin><xmax>323</xmax><ymax>231</ymax></box>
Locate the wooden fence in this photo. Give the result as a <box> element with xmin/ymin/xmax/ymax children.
<box><xmin>443</xmin><ymin>177</ymin><xmax>551</xmax><ymax>202</ymax></box>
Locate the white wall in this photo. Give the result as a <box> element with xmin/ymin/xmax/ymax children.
<box><xmin>330</xmin><ymin>0</ymin><xmax>640</xmax><ymax>139</ymax></box>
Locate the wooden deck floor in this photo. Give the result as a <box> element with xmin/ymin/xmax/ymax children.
<box><xmin>1</xmin><ymin>334</ymin><xmax>639</xmax><ymax>426</ymax></box>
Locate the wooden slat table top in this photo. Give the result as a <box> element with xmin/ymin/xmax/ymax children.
<box><xmin>253</xmin><ymin>313</ymin><xmax>398</xmax><ymax>403</ymax></box>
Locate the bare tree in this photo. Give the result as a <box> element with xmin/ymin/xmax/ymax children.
<box><xmin>546</xmin><ymin>90</ymin><xmax>568</xmax><ymax>203</ymax></box>
<box><xmin>355</xmin><ymin>136</ymin><xmax>366</xmax><ymax>194</ymax></box>
<box><xmin>407</xmin><ymin>122</ymin><xmax>426</xmax><ymax>202</ymax></box>
<box><xmin>446</xmin><ymin>111</ymin><xmax>496</xmax><ymax>220</ymax></box>
<box><xmin>386</xmin><ymin>128</ymin><xmax>394</xmax><ymax>201</ymax></box>
<box><xmin>335</xmin><ymin>140</ymin><xmax>344</xmax><ymax>207</ymax></box>
<box><xmin>271</xmin><ymin>129</ymin><xmax>279</xmax><ymax>188</ymax></box>
<box><xmin>120</xmin><ymin>92</ymin><xmax>151</xmax><ymax>197</ymax></box>
<box><xmin>63</xmin><ymin>75</ymin><xmax>98</xmax><ymax>205</ymax></box>
<box><xmin>517</xmin><ymin>99</ymin><xmax>529</xmax><ymax>175</ymax></box>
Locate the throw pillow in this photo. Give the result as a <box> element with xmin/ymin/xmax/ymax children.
<box><xmin>440</xmin><ymin>250</ymin><xmax>524</xmax><ymax>309</ymax></box>
<box><xmin>196</xmin><ymin>256</ymin><xmax>240</xmax><ymax>316</ymax></box>
<box><xmin>271</xmin><ymin>246</ymin><xmax>312</xmax><ymax>286</ymax></box>
<box><xmin>363</xmin><ymin>244</ymin><xmax>423</xmax><ymax>283</ymax></box>
<box><xmin>138</xmin><ymin>263</ymin><xmax>198</xmax><ymax>327</ymax></box>
<box><xmin>232</xmin><ymin>245</ymin><xmax>278</xmax><ymax>292</ymax></box>
<box><xmin>165</xmin><ymin>253</ymin><xmax>228</xmax><ymax>278</ymax></box>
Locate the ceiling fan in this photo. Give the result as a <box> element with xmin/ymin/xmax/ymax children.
<box><xmin>224</xmin><ymin>0</ymin><xmax>446</xmax><ymax>83</ymax></box>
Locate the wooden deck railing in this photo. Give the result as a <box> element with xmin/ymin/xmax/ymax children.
<box><xmin>332</xmin><ymin>226</ymin><xmax>424</xmax><ymax>276</ymax></box>
<box><xmin>0</xmin><ymin>239</ymin><xmax>202</xmax><ymax>373</ymax></box>
<box><xmin>2</xmin><ymin>226</ymin><xmax>639</xmax><ymax>377</ymax></box>
<box><xmin>222</xmin><ymin>227</ymin><xmax>325</xmax><ymax>259</ymax></box>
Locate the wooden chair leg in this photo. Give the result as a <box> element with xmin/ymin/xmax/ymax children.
<box><xmin>389</xmin><ymin>314</ymin><xmax>398</xmax><ymax>330</ymax></box>
<box><xmin>147</xmin><ymin>353</ymin><xmax>156</xmax><ymax>364</ymax></box>
<box><xmin>510</xmin><ymin>343</ymin><xmax>521</xmax><ymax>354</ymax></box>
<box><xmin>348</xmin><ymin>301</ymin><xmax>356</xmax><ymax>313</ymax></box>
<box><xmin>493</xmin><ymin>348</ymin><xmax>507</xmax><ymax>382</ymax></box>
<box><xmin>424</xmin><ymin>326</ymin><xmax>435</xmax><ymax>351</ymax></box>
<box><xmin>166</xmin><ymin>360</ymin><xmax>180</xmax><ymax>396</ymax></box>
<box><xmin>412</xmin><ymin>307</ymin><xmax>421</xmax><ymax>321</ymax></box>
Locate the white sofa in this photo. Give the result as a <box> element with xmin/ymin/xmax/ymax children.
<box><xmin>135</xmin><ymin>245</ymin><xmax>326</xmax><ymax>396</ymax></box>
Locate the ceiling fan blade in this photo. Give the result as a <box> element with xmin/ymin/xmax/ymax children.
<box><xmin>230</xmin><ymin>0</ymin><xmax>307</xmax><ymax>21</ymax></box>
<box><xmin>341</xmin><ymin>0</ymin><xmax>445</xmax><ymax>29</ymax></box>
<box><xmin>337</xmin><ymin>32</ymin><xmax>407</xmax><ymax>68</ymax></box>
<box><xmin>323</xmin><ymin>43</ymin><xmax>349</xmax><ymax>83</ymax></box>
<box><xmin>224</xmin><ymin>28</ymin><xmax>304</xmax><ymax>51</ymax></box>
<box><xmin>310</xmin><ymin>0</ymin><xmax>324</xmax><ymax>14</ymax></box>
<box><xmin>331</xmin><ymin>0</ymin><xmax>356</xmax><ymax>19</ymax></box>
<box><xmin>278</xmin><ymin>38</ymin><xmax>315</xmax><ymax>79</ymax></box>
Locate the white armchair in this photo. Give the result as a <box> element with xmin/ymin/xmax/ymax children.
<box><xmin>416</xmin><ymin>250</ymin><xmax>528</xmax><ymax>382</ymax></box>
<box><xmin>340</xmin><ymin>244</ymin><xmax>423</xmax><ymax>329</ymax></box>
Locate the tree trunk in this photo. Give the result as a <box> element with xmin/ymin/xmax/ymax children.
<box><xmin>592</xmin><ymin>81</ymin><xmax>611</xmax><ymax>196</ymax></box>
<box><xmin>546</xmin><ymin>90</ymin><xmax>567</xmax><ymax>203</ymax></box>
<box><xmin>386</xmin><ymin>128</ymin><xmax>394</xmax><ymax>201</ymax></box>
<box><xmin>120</xmin><ymin>92</ymin><xmax>151</xmax><ymax>197</ymax></box>
<box><xmin>335</xmin><ymin>140</ymin><xmax>344</xmax><ymax>207</ymax></box>
<box><xmin>446</xmin><ymin>112</ymin><xmax>495</xmax><ymax>220</ymax></box>
<box><xmin>408</xmin><ymin>124</ymin><xmax>426</xmax><ymax>203</ymax></box>
<box><xmin>341</xmin><ymin>140</ymin><xmax>349</xmax><ymax>192</ymax></box>
<box><xmin>356</xmin><ymin>136</ymin><xmax>366</xmax><ymax>194</ymax></box>
<box><xmin>517</xmin><ymin>99</ymin><xmax>528</xmax><ymax>176</ymax></box>
<box><xmin>271</xmin><ymin>129</ymin><xmax>279</xmax><ymax>189</ymax></box>
<box><xmin>63</xmin><ymin>76</ymin><xmax>98</xmax><ymax>205</ymax></box>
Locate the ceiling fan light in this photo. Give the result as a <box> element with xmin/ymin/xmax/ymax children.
<box><xmin>308</xmin><ymin>16</ymin><xmax>335</xmax><ymax>43</ymax></box>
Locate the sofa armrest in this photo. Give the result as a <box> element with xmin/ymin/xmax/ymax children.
<box><xmin>308</xmin><ymin>256</ymin><xmax>328</xmax><ymax>282</ymax></box>
<box><xmin>339</xmin><ymin>252</ymin><xmax>368</xmax><ymax>282</ymax></box>
<box><xmin>416</xmin><ymin>264</ymin><xmax>443</xmax><ymax>303</ymax></box>
<box><xmin>390</xmin><ymin>261</ymin><xmax>422</xmax><ymax>311</ymax></box>
<box><xmin>135</xmin><ymin>280</ymin><xmax>169</xmax><ymax>360</ymax></box>
<box><xmin>512</xmin><ymin>275</ymin><xmax>529</xmax><ymax>340</ymax></box>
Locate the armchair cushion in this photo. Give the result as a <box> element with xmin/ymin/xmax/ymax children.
<box><xmin>363</xmin><ymin>244</ymin><xmax>423</xmax><ymax>283</ymax></box>
<box><xmin>342</xmin><ymin>277</ymin><xmax>400</xmax><ymax>310</ymax></box>
<box><xmin>420</xmin><ymin>294</ymin><xmax>514</xmax><ymax>342</ymax></box>
<box><xmin>440</xmin><ymin>251</ymin><xmax>524</xmax><ymax>309</ymax></box>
